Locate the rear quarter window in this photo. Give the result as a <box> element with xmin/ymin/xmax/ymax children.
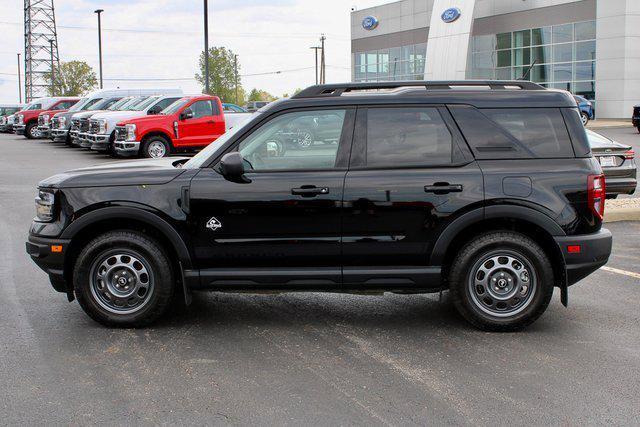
<box><xmin>450</xmin><ymin>106</ymin><xmax>575</xmax><ymax>159</ymax></box>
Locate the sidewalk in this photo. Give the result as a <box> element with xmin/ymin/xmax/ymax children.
<box><xmin>587</xmin><ymin>119</ymin><xmax>633</xmax><ymax>129</ymax></box>
<box><xmin>605</xmin><ymin>197</ymin><xmax>640</xmax><ymax>222</ymax></box>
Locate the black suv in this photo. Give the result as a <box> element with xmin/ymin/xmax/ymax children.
<box><xmin>26</xmin><ymin>81</ymin><xmax>612</xmax><ymax>331</ymax></box>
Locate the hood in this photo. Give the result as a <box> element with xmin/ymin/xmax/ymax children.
<box><xmin>38</xmin><ymin>157</ymin><xmax>190</xmax><ymax>189</ymax></box>
<box><xmin>39</xmin><ymin>109</ymin><xmax>65</xmax><ymax>118</ymax></box>
<box><xmin>118</xmin><ymin>113</ymin><xmax>171</xmax><ymax>126</ymax></box>
<box><xmin>91</xmin><ymin>110</ymin><xmax>147</xmax><ymax>122</ymax></box>
<box><xmin>71</xmin><ymin>110</ymin><xmax>106</xmax><ymax>119</ymax></box>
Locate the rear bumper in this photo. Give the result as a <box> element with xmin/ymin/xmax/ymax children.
<box><xmin>605</xmin><ymin>176</ymin><xmax>637</xmax><ymax>195</ymax></box>
<box><xmin>555</xmin><ymin>228</ymin><xmax>612</xmax><ymax>286</ymax></box>
<box><xmin>26</xmin><ymin>235</ymin><xmax>70</xmax><ymax>293</ymax></box>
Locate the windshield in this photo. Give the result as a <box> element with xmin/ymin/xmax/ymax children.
<box><xmin>162</xmin><ymin>98</ymin><xmax>189</xmax><ymax>115</ymax></box>
<box><xmin>68</xmin><ymin>98</ymin><xmax>89</xmax><ymax>112</ymax></box>
<box><xmin>120</xmin><ymin>97</ymin><xmax>148</xmax><ymax>111</ymax></box>
<box><xmin>127</xmin><ymin>96</ymin><xmax>158</xmax><ymax>111</ymax></box>
<box><xmin>106</xmin><ymin>97</ymin><xmax>131</xmax><ymax>110</ymax></box>
<box><xmin>183</xmin><ymin>116</ymin><xmax>257</xmax><ymax>169</ymax></box>
<box><xmin>26</xmin><ymin>103</ymin><xmax>42</xmax><ymax>110</ymax></box>
<box><xmin>88</xmin><ymin>97</ymin><xmax>116</xmax><ymax>110</ymax></box>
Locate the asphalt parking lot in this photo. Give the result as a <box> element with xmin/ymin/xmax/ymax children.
<box><xmin>1</xmin><ymin>132</ymin><xmax>639</xmax><ymax>425</ymax></box>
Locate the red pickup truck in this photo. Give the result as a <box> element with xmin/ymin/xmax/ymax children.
<box><xmin>113</xmin><ymin>95</ymin><xmax>225</xmax><ymax>158</ymax></box>
<box><xmin>15</xmin><ymin>97</ymin><xmax>79</xmax><ymax>139</ymax></box>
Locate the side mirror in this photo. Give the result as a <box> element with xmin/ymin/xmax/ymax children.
<box><xmin>219</xmin><ymin>152</ymin><xmax>249</xmax><ymax>183</ymax></box>
<box><xmin>180</xmin><ymin>108</ymin><xmax>194</xmax><ymax>120</ymax></box>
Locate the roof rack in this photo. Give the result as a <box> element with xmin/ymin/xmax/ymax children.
<box><xmin>292</xmin><ymin>80</ymin><xmax>545</xmax><ymax>99</ymax></box>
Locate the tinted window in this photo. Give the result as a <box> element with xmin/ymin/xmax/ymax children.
<box><xmin>483</xmin><ymin>109</ymin><xmax>574</xmax><ymax>158</ymax></box>
<box><xmin>451</xmin><ymin>106</ymin><xmax>574</xmax><ymax>159</ymax></box>
<box><xmin>190</xmin><ymin>100</ymin><xmax>213</xmax><ymax>119</ymax></box>
<box><xmin>239</xmin><ymin>109</ymin><xmax>346</xmax><ymax>171</ymax></box>
<box><xmin>365</xmin><ymin>107</ymin><xmax>453</xmax><ymax>167</ymax></box>
<box><xmin>154</xmin><ymin>97</ymin><xmax>180</xmax><ymax>111</ymax></box>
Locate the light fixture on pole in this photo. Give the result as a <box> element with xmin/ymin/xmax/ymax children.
<box><xmin>203</xmin><ymin>0</ymin><xmax>210</xmax><ymax>94</ymax></box>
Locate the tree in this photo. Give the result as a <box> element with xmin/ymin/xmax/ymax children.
<box><xmin>247</xmin><ymin>88</ymin><xmax>276</xmax><ymax>102</ymax></box>
<box><xmin>195</xmin><ymin>47</ymin><xmax>243</xmax><ymax>103</ymax></box>
<box><xmin>45</xmin><ymin>61</ymin><xmax>97</xmax><ymax>96</ymax></box>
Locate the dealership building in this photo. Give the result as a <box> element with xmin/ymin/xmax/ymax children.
<box><xmin>350</xmin><ymin>0</ymin><xmax>640</xmax><ymax>118</ymax></box>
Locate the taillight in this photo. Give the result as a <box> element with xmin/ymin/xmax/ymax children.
<box><xmin>588</xmin><ymin>174</ymin><xmax>606</xmax><ymax>220</ymax></box>
<box><xmin>624</xmin><ymin>150</ymin><xmax>635</xmax><ymax>160</ymax></box>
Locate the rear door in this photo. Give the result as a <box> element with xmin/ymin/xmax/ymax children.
<box><xmin>341</xmin><ymin>105</ymin><xmax>483</xmax><ymax>287</ymax></box>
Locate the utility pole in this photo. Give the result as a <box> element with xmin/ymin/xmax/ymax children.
<box><xmin>319</xmin><ymin>34</ymin><xmax>326</xmax><ymax>84</ymax></box>
<box><xmin>17</xmin><ymin>53</ymin><xmax>22</xmax><ymax>103</ymax></box>
<box><xmin>49</xmin><ymin>39</ymin><xmax>55</xmax><ymax>95</ymax></box>
<box><xmin>234</xmin><ymin>54</ymin><xmax>239</xmax><ymax>104</ymax></box>
<box><xmin>310</xmin><ymin>46</ymin><xmax>321</xmax><ymax>85</ymax></box>
<box><xmin>94</xmin><ymin>9</ymin><xmax>104</xmax><ymax>89</ymax></box>
<box><xmin>203</xmin><ymin>0</ymin><xmax>210</xmax><ymax>94</ymax></box>
<box><xmin>24</xmin><ymin>0</ymin><xmax>60</xmax><ymax>101</ymax></box>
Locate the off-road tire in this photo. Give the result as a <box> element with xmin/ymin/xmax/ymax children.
<box><xmin>73</xmin><ymin>230</ymin><xmax>175</xmax><ymax>327</ymax></box>
<box><xmin>448</xmin><ymin>231</ymin><xmax>554</xmax><ymax>332</ymax></box>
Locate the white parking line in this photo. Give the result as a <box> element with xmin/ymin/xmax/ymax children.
<box><xmin>600</xmin><ymin>266</ymin><xmax>640</xmax><ymax>280</ymax></box>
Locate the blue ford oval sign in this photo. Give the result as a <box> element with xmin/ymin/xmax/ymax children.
<box><xmin>441</xmin><ymin>7</ymin><xmax>461</xmax><ymax>23</ymax></box>
<box><xmin>362</xmin><ymin>16</ymin><xmax>379</xmax><ymax>31</ymax></box>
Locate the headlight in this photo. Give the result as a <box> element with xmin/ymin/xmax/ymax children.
<box><xmin>42</xmin><ymin>115</ymin><xmax>50</xmax><ymax>124</ymax></box>
<box><xmin>0</xmin><ymin>117</ymin><xmax>6</xmax><ymax>125</ymax></box>
<box><xmin>58</xmin><ymin>116</ymin><xmax>66</xmax><ymax>128</ymax></box>
<box><xmin>35</xmin><ymin>189</ymin><xmax>56</xmax><ymax>222</ymax></box>
<box><xmin>98</xmin><ymin>119</ymin><xmax>108</xmax><ymax>134</ymax></box>
<box><xmin>18</xmin><ymin>115</ymin><xmax>24</xmax><ymax>125</ymax></box>
<box><xmin>125</xmin><ymin>124</ymin><xmax>137</xmax><ymax>141</ymax></box>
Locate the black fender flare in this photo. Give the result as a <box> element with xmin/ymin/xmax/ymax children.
<box><xmin>430</xmin><ymin>205</ymin><xmax>566</xmax><ymax>266</ymax></box>
<box><xmin>60</xmin><ymin>206</ymin><xmax>193</xmax><ymax>269</ymax></box>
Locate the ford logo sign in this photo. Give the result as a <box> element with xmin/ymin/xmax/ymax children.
<box><xmin>441</xmin><ymin>7</ymin><xmax>461</xmax><ymax>23</ymax></box>
<box><xmin>362</xmin><ymin>16</ymin><xmax>379</xmax><ymax>31</ymax></box>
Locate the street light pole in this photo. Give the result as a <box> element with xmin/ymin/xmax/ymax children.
<box><xmin>310</xmin><ymin>46</ymin><xmax>321</xmax><ymax>85</ymax></box>
<box><xmin>94</xmin><ymin>9</ymin><xmax>104</xmax><ymax>89</ymax></box>
<box><xmin>204</xmin><ymin>0</ymin><xmax>210</xmax><ymax>94</ymax></box>
<box><xmin>234</xmin><ymin>54</ymin><xmax>238</xmax><ymax>104</ymax></box>
<box><xmin>17</xmin><ymin>53</ymin><xmax>22</xmax><ymax>103</ymax></box>
<box><xmin>320</xmin><ymin>34</ymin><xmax>326</xmax><ymax>84</ymax></box>
<box><xmin>49</xmin><ymin>39</ymin><xmax>55</xmax><ymax>95</ymax></box>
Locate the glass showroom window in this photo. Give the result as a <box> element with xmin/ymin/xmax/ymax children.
<box><xmin>353</xmin><ymin>43</ymin><xmax>427</xmax><ymax>82</ymax></box>
<box><xmin>469</xmin><ymin>20</ymin><xmax>596</xmax><ymax>102</ymax></box>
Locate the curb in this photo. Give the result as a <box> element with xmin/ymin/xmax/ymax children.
<box><xmin>604</xmin><ymin>198</ymin><xmax>640</xmax><ymax>223</ymax></box>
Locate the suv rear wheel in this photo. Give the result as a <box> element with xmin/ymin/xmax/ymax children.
<box><xmin>73</xmin><ymin>231</ymin><xmax>175</xmax><ymax>327</ymax></box>
<box><xmin>141</xmin><ymin>135</ymin><xmax>171</xmax><ymax>158</ymax></box>
<box><xmin>449</xmin><ymin>231</ymin><xmax>554</xmax><ymax>331</ymax></box>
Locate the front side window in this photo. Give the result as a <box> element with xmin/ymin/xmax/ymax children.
<box><xmin>190</xmin><ymin>100</ymin><xmax>214</xmax><ymax>118</ymax></box>
<box><xmin>365</xmin><ymin>107</ymin><xmax>454</xmax><ymax>167</ymax></box>
<box><xmin>238</xmin><ymin>109</ymin><xmax>347</xmax><ymax>171</ymax></box>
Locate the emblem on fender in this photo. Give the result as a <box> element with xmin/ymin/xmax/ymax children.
<box><xmin>206</xmin><ymin>217</ymin><xmax>222</xmax><ymax>231</ymax></box>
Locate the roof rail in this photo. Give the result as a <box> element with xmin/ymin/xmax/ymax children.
<box><xmin>292</xmin><ymin>80</ymin><xmax>545</xmax><ymax>99</ymax></box>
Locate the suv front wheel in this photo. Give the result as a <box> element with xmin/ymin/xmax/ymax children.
<box><xmin>449</xmin><ymin>231</ymin><xmax>554</xmax><ymax>331</ymax></box>
<box><xmin>73</xmin><ymin>231</ymin><xmax>175</xmax><ymax>327</ymax></box>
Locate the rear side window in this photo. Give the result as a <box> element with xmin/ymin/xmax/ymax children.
<box><xmin>366</xmin><ymin>107</ymin><xmax>454</xmax><ymax>167</ymax></box>
<box><xmin>451</xmin><ymin>106</ymin><xmax>574</xmax><ymax>159</ymax></box>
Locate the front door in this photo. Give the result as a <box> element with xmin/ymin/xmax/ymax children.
<box><xmin>341</xmin><ymin>106</ymin><xmax>483</xmax><ymax>287</ymax></box>
<box><xmin>188</xmin><ymin>107</ymin><xmax>355</xmax><ymax>288</ymax></box>
<box><xmin>178</xmin><ymin>99</ymin><xmax>224</xmax><ymax>147</ymax></box>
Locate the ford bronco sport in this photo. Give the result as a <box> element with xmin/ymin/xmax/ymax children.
<box><xmin>26</xmin><ymin>81</ymin><xmax>612</xmax><ymax>331</ymax></box>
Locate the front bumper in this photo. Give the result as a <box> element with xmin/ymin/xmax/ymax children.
<box><xmin>14</xmin><ymin>124</ymin><xmax>25</xmax><ymax>135</ymax></box>
<box><xmin>114</xmin><ymin>140</ymin><xmax>141</xmax><ymax>156</ymax></box>
<box><xmin>51</xmin><ymin>129</ymin><xmax>69</xmax><ymax>142</ymax></box>
<box><xmin>632</xmin><ymin>116</ymin><xmax>640</xmax><ymax>127</ymax></box>
<box><xmin>26</xmin><ymin>235</ymin><xmax>71</xmax><ymax>293</ymax></box>
<box><xmin>0</xmin><ymin>124</ymin><xmax>14</xmax><ymax>132</ymax></box>
<box><xmin>87</xmin><ymin>133</ymin><xmax>111</xmax><ymax>151</ymax></box>
<box><xmin>37</xmin><ymin>126</ymin><xmax>51</xmax><ymax>138</ymax></box>
<box><xmin>555</xmin><ymin>228</ymin><xmax>612</xmax><ymax>287</ymax></box>
<box><xmin>77</xmin><ymin>132</ymin><xmax>92</xmax><ymax>148</ymax></box>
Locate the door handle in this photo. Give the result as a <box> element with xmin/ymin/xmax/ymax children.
<box><xmin>291</xmin><ymin>186</ymin><xmax>330</xmax><ymax>197</ymax></box>
<box><xmin>424</xmin><ymin>183</ymin><xmax>463</xmax><ymax>194</ymax></box>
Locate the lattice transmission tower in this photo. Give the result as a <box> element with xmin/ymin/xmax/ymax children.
<box><xmin>24</xmin><ymin>0</ymin><xmax>60</xmax><ymax>102</ymax></box>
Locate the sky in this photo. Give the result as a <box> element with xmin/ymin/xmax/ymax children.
<box><xmin>0</xmin><ymin>0</ymin><xmax>390</xmax><ymax>103</ymax></box>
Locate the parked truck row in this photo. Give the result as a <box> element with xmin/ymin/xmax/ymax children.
<box><xmin>2</xmin><ymin>89</ymin><xmax>254</xmax><ymax>158</ymax></box>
